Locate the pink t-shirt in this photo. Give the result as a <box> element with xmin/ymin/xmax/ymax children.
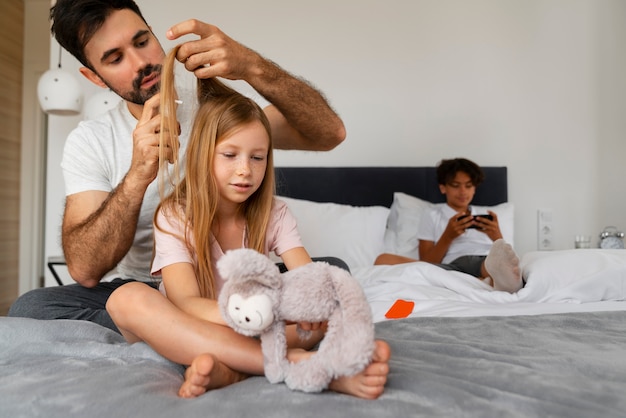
<box><xmin>151</xmin><ymin>198</ymin><xmax>302</xmax><ymax>296</ymax></box>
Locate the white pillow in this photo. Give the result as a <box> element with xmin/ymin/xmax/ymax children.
<box><xmin>277</xmin><ymin>196</ymin><xmax>389</xmax><ymax>270</ymax></box>
<box><xmin>520</xmin><ymin>249</ymin><xmax>626</xmax><ymax>302</ymax></box>
<box><xmin>383</xmin><ymin>192</ymin><xmax>515</xmax><ymax>258</ymax></box>
<box><xmin>383</xmin><ymin>192</ymin><xmax>433</xmax><ymax>257</ymax></box>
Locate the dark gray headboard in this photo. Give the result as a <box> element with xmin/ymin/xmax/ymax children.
<box><xmin>275</xmin><ymin>167</ymin><xmax>508</xmax><ymax>207</ymax></box>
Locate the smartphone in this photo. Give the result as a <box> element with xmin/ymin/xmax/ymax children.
<box><xmin>458</xmin><ymin>214</ymin><xmax>493</xmax><ymax>229</ymax></box>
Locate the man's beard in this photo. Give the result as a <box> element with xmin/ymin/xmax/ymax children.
<box><xmin>102</xmin><ymin>64</ymin><xmax>162</xmax><ymax>105</ymax></box>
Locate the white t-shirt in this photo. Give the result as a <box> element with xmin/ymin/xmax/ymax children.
<box><xmin>61</xmin><ymin>95</ymin><xmax>196</xmax><ymax>281</ymax></box>
<box><xmin>417</xmin><ymin>203</ymin><xmax>493</xmax><ymax>264</ymax></box>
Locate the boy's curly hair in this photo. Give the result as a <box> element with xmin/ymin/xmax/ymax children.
<box><xmin>436</xmin><ymin>158</ymin><xmax>485</xmax><ymax>186</ymax></box>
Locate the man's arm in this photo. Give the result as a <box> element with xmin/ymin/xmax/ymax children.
<box><xmin>255</xmin><ymin>69</ymin><xmax>346</xmax><ymax>151</ymax></box>
<box><xmin>62</xmin><ymin>184</ymin><xmax>143</xmax><ymax>287</ymax></box>
<box><xmin>166</xmin><ymin>20</ymin><xmax>346</xmax><ymax>151</ymax></box>
<box><xmin>62</xmin><ymin>95</ymin><xmax>171</xmax><ymax>287</ymax></box>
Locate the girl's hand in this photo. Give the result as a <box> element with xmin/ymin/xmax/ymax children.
<box><xmin>294</xmin><ymin>321</ymin><xmax>327</xmax><ymax>332</ymax></box>
<box><xmin>302</xmin><ymin>321</ymin><xmax>326</xmax><ymax>332</ymax></box>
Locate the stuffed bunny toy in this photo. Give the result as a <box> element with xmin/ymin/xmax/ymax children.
<box><xmin>217</xmin><ymin>248</ymin><xmax>375</xmax><ymax>393</ymax></box>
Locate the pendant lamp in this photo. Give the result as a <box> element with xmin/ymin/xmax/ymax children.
<box><xmin>37</xmin><ymin>45</ymin><xmax>83</xmax><ymax>115</ymax></box>
<box><xmin>84</xmin><ymin>89</ymin><xmax>121</xmax><ymax>120</ymax></box>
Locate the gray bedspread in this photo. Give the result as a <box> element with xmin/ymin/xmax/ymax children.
<box><xmin>1</xmin><ymin>311</ymin><xmax>625</xmax><ymax>418</ymax></box>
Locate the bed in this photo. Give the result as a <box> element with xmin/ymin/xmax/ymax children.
<box><xmin>2</xmin><ymin>166</ymin><xmax>625</xmax><ymax>418</ymax></box>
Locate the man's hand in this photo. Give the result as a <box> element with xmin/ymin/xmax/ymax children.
<box><xmin>165</xmin><ymin>19</ymin><xmax>346</xmax><ymax>151</ymax></box>
<box><xmin>166</xmin><ymin>19</ymin><xmax>258</xmax><ymax>81</ymax></box>
<box><xmin>127</xmin><ymin>94</ymin><xmax>174</xmax><ymax>190</ymax></box>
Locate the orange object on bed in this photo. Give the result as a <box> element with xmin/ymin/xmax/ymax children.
<box><xmin>385</xmin><ymin>299</ymin><xmax>415</xmax><ymax>319</ymax></box>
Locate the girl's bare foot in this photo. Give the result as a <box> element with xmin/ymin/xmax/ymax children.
<box><xmin>328</xmin><ymin>339</ymin><xmax>391</xmax><ymax>399</ymax></box>
<box><xmin>485</xmin><ymin>239</ymin><xmax>523</xmax><ymax>293</ymax></box>
<box><xmin>178</xmin><ymin>353</ymin><xmax>248</xmax><ymax>398</ymax></box>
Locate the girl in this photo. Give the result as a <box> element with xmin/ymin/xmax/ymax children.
<box><xmin>106</xmin><ymin>46</ymin><xmax>390</xmax><ymax>399</ymax></box>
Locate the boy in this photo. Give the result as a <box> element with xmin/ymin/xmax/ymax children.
<box><xmin>376</xmin><ymin>158</ymin><xmax>522</xmax><ymax>292</ymax></box>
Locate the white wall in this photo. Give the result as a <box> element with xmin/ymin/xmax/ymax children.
<box><xmin>42</xmin><ymin>0</ymin><xmax>626</xmax><ymax>286</ymax></box>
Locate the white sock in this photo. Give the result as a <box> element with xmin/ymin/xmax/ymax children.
<box><xmin>484</xmin><ymin>239</ymin><xmax>523</xmax><ymax>293</ymax></box>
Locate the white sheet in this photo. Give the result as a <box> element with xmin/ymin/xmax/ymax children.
<box><xmin>355</xmin><ymin>249</ymin><xmax>626</xmax><ymax>322</ymax></box>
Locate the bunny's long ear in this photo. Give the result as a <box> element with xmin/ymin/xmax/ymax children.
<box><xmin>217</xmin><ymin>248</ymin><xmax>282</xmax><ymax>289</ymax></box>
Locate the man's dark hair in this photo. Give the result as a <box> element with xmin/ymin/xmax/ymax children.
<box><xmin>50</xmin><ymin>0</ymin><xmax>147</xmax><ymax>68</ymax></box>
<box><xmin>436</xmin><ymin>158</ymin><xmax>485</xmax><ymax>186</ymax></box>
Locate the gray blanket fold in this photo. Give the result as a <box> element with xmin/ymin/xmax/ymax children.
<box><xmin>1</xmin><ymin>312</ymin><xmax>625</xmax><ymax>418</ymax></box>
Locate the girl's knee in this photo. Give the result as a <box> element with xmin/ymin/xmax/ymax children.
<box><xmin>106</xmin><ymin>282</ymin><xmax>153</xmax><ymax>319</ymax></box>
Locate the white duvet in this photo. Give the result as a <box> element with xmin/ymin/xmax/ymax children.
<box><xmin>355</xmin><ymin>249</ymin><xmax>626</xmax><ymax>322</ymax></box>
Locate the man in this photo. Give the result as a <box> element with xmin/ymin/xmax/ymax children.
<box><xmin>11</xmin><ymin>1</ymin><xmax>390</xmax><ymax>400</ymax></box>
<box><xmin>9</xmin><ymin>0</ymin><xmax>346</xmax><ymax>331</ymax></box>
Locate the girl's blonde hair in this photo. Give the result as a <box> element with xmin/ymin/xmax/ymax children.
<box><xmin>155</xmin><ymin>45</ymin><xmax>275</xmax><ymax>299</ymax></box>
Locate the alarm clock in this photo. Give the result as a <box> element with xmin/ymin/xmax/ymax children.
<box><xmin>599</xmin><ymin>226</ymin><xmax>625</xmax><ymax>249</ymax></box>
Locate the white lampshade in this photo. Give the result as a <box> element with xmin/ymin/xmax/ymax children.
<box><xmin>37</xmin><ymin>68</ymin><xmax>83</xmax><ymax>115</ymax></box>
<box><xmin>84</xmin><ymin>89</ymin><xmax>122</xmax><ymax>120</ymax></box>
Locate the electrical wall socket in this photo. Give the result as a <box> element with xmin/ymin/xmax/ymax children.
<box><xmin>537</xmin><ymin>208</ymin><xmax>554</xmax><ymax>250</ymax></box>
